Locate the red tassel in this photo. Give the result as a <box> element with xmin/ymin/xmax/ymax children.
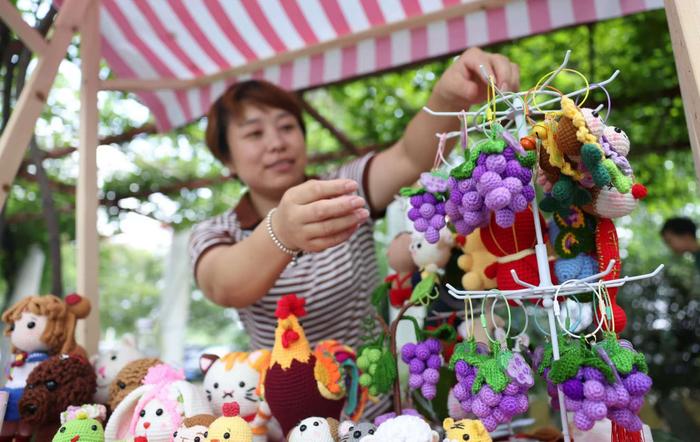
<box><xmin>611</xmin><ymin>421</ymin><xmax>643</xmax><ymax>442</ymax></box>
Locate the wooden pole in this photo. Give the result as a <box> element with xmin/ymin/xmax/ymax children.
<box><xmin>76</xmin><ymin>0</ymin><xmax>101</xmax><ymax>356</ymax></box>
<box><xmin>0</xmin><ymin>0</ymin><xmax>91</xmax><ymax>209</ymax></box>
<box><xmin>0</xmin><ymin>1</ymin><xmax>48</xmax><ymax>55</ymax></box>
<box><xmin>665</xmin><ymin>0</ymin><xmax>700</xmax><ymax>183</ymax></box>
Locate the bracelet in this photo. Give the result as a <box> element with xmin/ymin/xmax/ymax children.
<box><xmin>266</xmin><ymin>208</ymin><xmax>301</xmax><ymax>263</ymax></box>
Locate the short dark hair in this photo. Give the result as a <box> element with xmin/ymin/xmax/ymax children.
<box><xmin>205</xmin><ymin>80</ymin><xmax>306</xmax><ymax>164</ymax></box>
<box><xmin>661</xmin><ymin>217</ymin><xmax>697</xmax><ymax>238</ymax></box>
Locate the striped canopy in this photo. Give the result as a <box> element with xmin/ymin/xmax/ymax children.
<box><xmin>87</xmin><ymin>0</ymin><xmax>662</xmax><ymax>131</ymax></box>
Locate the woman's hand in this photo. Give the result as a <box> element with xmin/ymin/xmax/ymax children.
<box><xmin>431</xmin><ymin>47</ymin><xmax>520</xmax><ymax>111</ymax></box>
<box><xmin>272</xmin><ymin>179</ymin><xmax>370</xmax><ymax>253</ymax></box>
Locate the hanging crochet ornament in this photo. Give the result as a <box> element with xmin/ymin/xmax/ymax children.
<box><xmin>595</xmin><ymin>219</ymin><xmax>627</xmax><ymax>332</ymax></box>
<box><xmin>400</xmin><ymin>321</ymin><xmax>456</xmax><ymax>401</ymax></box>
<box><xmin>480</xmin><ymin>205</ymin><xmax>554</xmax><ymax>293</ymax></box>
<box><xmin>594</xmin><ymin>333</ymin><xmax>653</xmax><ymax>438</ymax></box>
<box><xmin>551</xmin><ymin>206</ymin><xmax>598</xmax><ymax>294</ymax></box>
<box><xmin>402</xmin><ymin>133</ymin><xmax>451</xmax><ymax>244</ymax></box>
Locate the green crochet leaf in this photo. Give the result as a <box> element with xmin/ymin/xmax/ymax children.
<box><xmin>603</xmin><ymin>159</ymin><xmax>632</xmax><ymax>194</ymax></box>
<box><xmin>400</xmin><ymin>187</ymin><xmax>426</xmax><ymax>197</ymax></box>
<box><xmin>373</xmin><ymin>349</ymin><xmax>398</xmax><ymax>394</ymax></box>
<box><xmin>410</xmin><ymin>275</ymin><xmax>436</xmax><ymax>304</ymax></box>
<box><xmin>472</xmin><ymin>357</ymin><xmax>509</xmax><ymax>394</ymax></box>
<box><xmin>371</xmin><ymin>281</ymin><xmax>391</xmax><ymax>310</ymax></box>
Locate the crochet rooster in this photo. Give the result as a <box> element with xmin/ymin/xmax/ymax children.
<box><xmin>263</xmin><ymin>295</ymin><xmax>358</xmax><ymax>435</ymax></box>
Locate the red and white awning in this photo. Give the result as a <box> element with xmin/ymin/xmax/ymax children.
<box><xmin>76</xmin><ymin>0</ymin><xmax>662</xmax><ymax>130</ymax></box>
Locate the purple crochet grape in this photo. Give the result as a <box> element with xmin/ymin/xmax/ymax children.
<box><xmin>610</xmin><ymin>408</ymin><xmax>643</xmax><ymax>432</ymax></box>
<box><xmin>454</xmin><ymin>360</ymin><xmax>470</xmax><ymax>377</ymax></box>
<box><xmin>409</xmin><ymin>373</ymin><xmax>424</xmax><ymax>389</ymax></box>
<box><xmin>477</xmin><ymin>171</ymin><xmax>502</xmax><ymax>194</ymax></box>
<box><xmin>409</xmin><ymin>195</ymin><xmax>423</xmax><ymax>207</ymax></box>
<box><xmin>422</xmin><ymin>193</ymin><xmax>437</xmax><ymax>205</ymax></box>
<box><xmin>581</xmin><ymin>366</ymin><xmax>606</xmax><ymax>383</ymax></box>
<box><xmin>419</xmin><ymin>203</ymin><xmax>435</xmax><ymax>219</ymax></box>
<box><xmin>485</xmin><ymin>154</ymin><xmax>507</xmax><ymax>174</ymax></box>
<box><xmin>401</xmin><ymin>343</ymin><xmax>416</xmax><ymax>363</ymax></box>
<box><xmin>425</xmin><ymin>227</ymin><xmax>440</xmax><ymax>244</ymax></box>
<box><xmin>408</xmin><ymin>358</ymin><xmax>425</xmax><ymax>374</ymax></box>
<box><xmin>413</xmin><ymin>217</ymin><xmax>428</xmax><ymax>232</ymax></box>
<box><xmin>482</xmin><ymin>415</ymin><xmax>498</xmax><ymax>432</ymax></box>
<box><xmin>423</xmin><ymin>368</ymin><xmax>440</xmax><ymax>384</ymax></box>
<box><xmin>623</xmin><ymin>372</ymin><xmax>652</xmax><ymax>396</ymax></box>
<box><xmin>628</xmin><ymin>395</ymin><xmax>645</xmax><ymax>414</ymax></box>
<box><xmin>564</xmin><ymin>396</ymin><xmax>582</xmax><ymax>412</ymax></box>
<box><xmin>460</xmin><ymin>397</ymin><xmax>473</xmax><ymax>413</ymax></box>
<box><xmin>495</xmin><ymin>208</ymin><xmax>515</xmax><ymax>228</ymax></box>
<box><xmin>471</xmin><ymin>397</ymin><xmax>491</xmax><ymax>418</ymax></box>
<box><xmin>421</xmin><ymin>383</ymin><xmax>437</xmax><ymax>399</ymax></box>
<box><xmin>603</xmin><ymin>386</ymin><xmax>619</xmax><ymax>408</ymax></box>
<box><xmin>485</xmin><ymin>187</ymin><xmax>512</xmax><ymax>211</ymax></box>
<box><xmin>506</xmin><ymin>353</ymin><xmax>534</xmax><ymax>388</ymax></box>
<box><xmin>444</xmin><ymin>200</ymin><xmax>460</xmax><ymax>218</ymax></box>
<box><xmin>453</xmin><ymin>383</ymin><xmax>468</xmax><ymax>401</ymax></box>
<box><xmin>509</xmin><ymin>193</ymin><xmax>528</xmax><ymax>212</ymax></box>
<box><xmin>458</xmin><ymin>178</ymin><xmax>475</xmax><ymax>193</ymax></box>
<box><xmin>501</xmin><ymin>177</ymin><xmax>523</xmax><ymax>194</ymax></box>
<box><xmin>472</xmin><ymin>165</ymin><xmax>488</xmax><ymax>182</ymax></box>
<box><xmin>582</xmin><ymin>400</ymin><xmax>607</xmax><ymax>420</ymax></box>
<box><xmin>407</xmin><ymin>208</ymin><xmax>421</xmax><ymax>221</ymax></box>
<box><xmin>464</xmin><ymin>210</ymin><xmax>486</xmax><ymax>227</ymax></box>
<box><xmin>425</xmin><ymin>338</ymin><xmax>440</xmax><ymax>353</ymax></box>
<box><xmin>514</xmin><ymin>394</ymin><xmax>529</xmax><ymax>414</ymax></box>
<box><xmin>614</xmin><ymin>383</ymin><xmax>630</xmax><ymax>407</ymax></box>
<box><xmin>561</xmin><ymin>378</ymin><xmax>584</xmax><ymax>400</ymax></box>
<box><xmin>574</xmin><ymin>411</ymin><xmax>595</xmax><ymax>431</ymax></box>
<box><xmin>492</xmin><ymin>408</ymin><xmax>507</xmax><ymax>424</ymax></box>
<box><xmin>583</xmin><ymin>380</ymin><xmax>606</xmax><ymax>401</ymax></box>
<box><xmin>503</xmin><ymin>382</ymin><xmax>520</xmax><ymax>396</ymax></box>
<box><xmin>478</xmin><ymin>385</ymin><xmax>501</xmax><ymax>407</ymax></box>
<box><xmin>462</xmin><ymin>191</ymin><xmax>483</xmax><ymax>211</ymax></box>
<box><xmin>503</xmin><ymin>147</ymin><xmax>516</xmax><ymax>160</ymax></box>
<box><xmin>427</xmin><ymin>354</ymin><xmax>442</xmax><ymax>370</ymax></box>
<box><xmin>498</xmin><ymin>396</ymin><xmax>518</xmax><ymax>417</ymax></box>
<box><xmin>453</xmin><ymin>220</ymin><xmax>470</xmax><ymax>235</ymax></box>
<box><xmin>414</xmin><ymin>343</ymin><xmax>430</xmax><ymax>361</ymax></box>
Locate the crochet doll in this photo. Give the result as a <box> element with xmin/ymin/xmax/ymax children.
<box><xmin>19</xmin><ymin>354</ymin><xmax>97</xmax><ymax>436</ymax></box>
<box><xmin>199</xmin><ymin>350</ymin><xmax>275</xmax><ymax>441</ymax></box>
<box><xmin>443</xmin><ymin>417</ymin><xmax>492</xmax><ymax>442</ymax></box>
<box><xmin>90</xmin><ymin>334</ymin><xmax>145</xmax><ymax>405</ymax></box>
<box><xmin>287</xmin><ymin>417</ymin><xmax>339</xmax><ymax>442</ymax></box>
<box><xmin>207</xmin><ymin>402</ymin><xmax>252</xmax><ymax>442</ymax></box>
<box><xmin>456</xmin><ymin>230</ymin><xmax>497</xmax><ymax>291</ymax></box>
<box><xmin>385</xmin><ymin>232</ymin><xmax>417</xmax><ymax>307</ymax></box>
<box><xmin>172</xmin><ymin>414</ymin><xmax>216</xmax><ymax>442</ymax></box>
<box><xmin>53</xmin><ymin>404</ymin><xmax>107</xmax><ymax>442</ymax></box>
<box><xmin>338</xmin><ymin>421</ymin><xmax>376</xmax><ymax>441</ymax></box>
<box><xmin>360</xmin><ymin>414</ymin><xmax>439</xmax><ymax>442</ymax></box>
<box><xmin>480</xmin><ymin>206</ymin><xmax>554</xmax><ymax>292</ymax></box>
<box><xmin>104</xmin><ymin>363</ymin><xmax>211</xmax><ymax>441</ymax></box>
<box><xmin>1</xmin><ymin>293</ymin><xmax>91</xmax><ymax>441</ymax></box>
<box><xmin>108</xmin><ymin>357</ymin><xmax>161</xmax><ymax>412</ymax></box>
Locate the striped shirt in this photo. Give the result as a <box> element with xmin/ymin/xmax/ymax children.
<box><xmin>189</xmin><ymin>153</ymin><xmax>381</xmax><ymax>351</ymax></box>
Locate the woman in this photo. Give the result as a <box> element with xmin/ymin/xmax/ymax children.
<box><xmin>189</xmin><ymin>46</ymin><xmax>518</xmax><ymax>373</ymax></box>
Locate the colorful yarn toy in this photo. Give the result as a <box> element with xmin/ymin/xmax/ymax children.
<box><xmin>443</xmin><ymin>417</ymin><xmax>492</xmax><ymax>442</ymax></box>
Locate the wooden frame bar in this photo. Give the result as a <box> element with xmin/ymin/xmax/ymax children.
<box><xmin>0</xmin><ymin>1</ymin><xmax>48</xmax><ymax>55</ymax></box>
<box><xmin>76</xmin><ymin>0</ymin><xmax>101</xmax><ymax>355</ymax></box>
<box><xmin>665</xmin><ymin>0</ymin><xmax>700</xmax><ymax>183</ymax></box>
<box><xmin>0</xmin><ymin>0</ymin><xmax>90</xmax><ymax>209</ymax></box>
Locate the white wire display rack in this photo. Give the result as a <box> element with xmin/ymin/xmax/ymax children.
<box><xmin>422</xmin><ymin>51</ymin><xmax>664</xmax><ymax>442</ymax></box>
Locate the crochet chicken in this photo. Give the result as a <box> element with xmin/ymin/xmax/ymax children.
<box><xmin>263</xmin><ymin>295</ymin><xmax>354</xmax><ymax>435</ymax></box>
<box><xmin>207</xmin><ymin>402</ymin><xmax>252</xmax><ymax>442</ymax></box>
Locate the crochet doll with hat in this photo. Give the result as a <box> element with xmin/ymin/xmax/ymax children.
<box><xmin>1</xmin><ymin>293</ymin><xmax>91</xmax><ymax>441</ymax></box>
<box><xmin>173</xmin><ymin>414</ymin><xmax>216</xmax><ymax>442</ymax></box>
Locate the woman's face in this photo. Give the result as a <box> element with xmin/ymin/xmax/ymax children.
<box><xmin>225</xmin><ymin>104</ymin><xmax>307</xmax><ymax>198</ymax></box>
